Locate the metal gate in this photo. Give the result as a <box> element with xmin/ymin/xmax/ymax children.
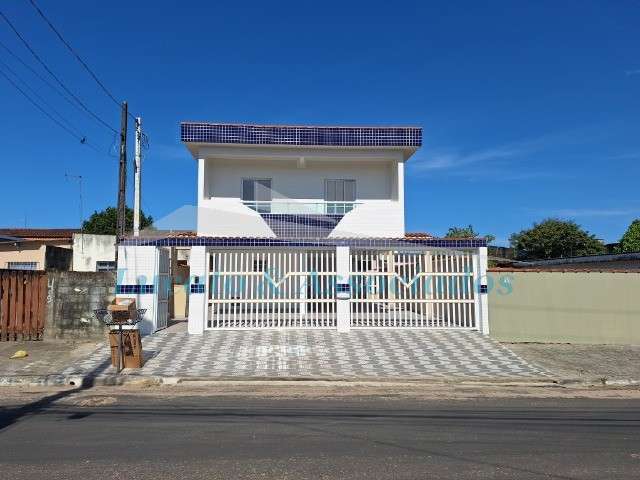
<box><xmin>155</xmin><ymin>247</ymin><xmax>170</xmax><ymax>331</ymax></box>
<box><xmin>206</xmin><ymin>249</ymin><xmax>336</xmax><ymax>329</ymax></box>
<box><xmin>349</xmin><ymin>249</ymin><xmax>478</xmax><ymax>329</ymax></box>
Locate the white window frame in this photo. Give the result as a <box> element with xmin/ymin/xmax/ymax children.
<box><xmin>324</xmin><ymin>179</ymin><xmax>356</xmax><ymax>214</ymax></box>
<box><xmin>7</xmin><ymin>261</ymin><xmax>38</xmax><ymax>270</ymax></box>
<box><xmin>242</xmin><ymin>178</ymin><xmax>273</xmax><ymax>213</ymax></box>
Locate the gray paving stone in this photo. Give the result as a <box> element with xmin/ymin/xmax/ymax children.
<box><xmin>62</xmin><ymin>329</ymin><xmax>548</xmax><ymax>379</ymax></box>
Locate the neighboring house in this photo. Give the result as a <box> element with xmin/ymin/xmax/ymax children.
<box><xmin>0</xmin><ymin>228</ymin><xmax>77</xmax><ymax>271</ymax></box>
<box><xmin>116</xmin><ymin>123</ymin><xmax>489</xmax><ymax>335</ymax></box>
<box><xmin>512</xmin><ymin>252</ymin><xmax>640</xmax><ymax>271</ymax></box>
<box><xmin>72</xmin><ymin>234</ymin><xmax>117</xmax><ymax>272</ymax></box>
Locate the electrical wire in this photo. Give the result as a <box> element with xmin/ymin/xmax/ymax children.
<box><xmin>0</xmin><ymin>38</ymin><xmax>103</xmax><ymax>129</ymax></box>
<box><xmin>27</xmin><ymin>0</ymin><xmax>121</xmax><ymax>108</ymax></box>
<box><xmin>0</xmin><ymin>65</ymin><xmax>86</xmax><ymax>143</ymax></box>
<box><xmin>24</xmin><ymin>1</ymin><xmax>151</xmax><ymax>149</ymax></box>
<box><xmin>0</xmin><ymin>55</ymin><xmax>85</xmax><ymax>139</ymax></box>
<box><xmin>0</xmin><ymin>9</ymin><xmax>118</xmax><ymax>134</ymax></box>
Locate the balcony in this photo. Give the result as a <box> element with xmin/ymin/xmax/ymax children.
<box><xmin>243</xmin><ymin>201</ymin><xmax>359</xmax><ymax>215</ymax></box>
<box><xmin>242</xmin><ymin>201</ymin><xmax>360</xmax><ymax>238</ymax></box>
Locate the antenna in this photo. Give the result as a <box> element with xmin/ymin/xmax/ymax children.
<box><xmin>65</xmin><ymin>172</ymin><xmax>84</xmax><ymax>253</ymax></box>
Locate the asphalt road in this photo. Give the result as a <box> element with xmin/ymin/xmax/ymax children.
<box><xmin>1</xmin><ymin>390</ymin><xmax>639</xmax><ymax>479</ymax></box>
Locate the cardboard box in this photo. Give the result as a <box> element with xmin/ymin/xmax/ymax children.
<box><xmin>109</xmin><ymin>329</ymin><xmax>144</xmax><ymax>368</ymax></box>
<box><xmin>107</xmin><ymin>298</ymin><xmax>137</xmax><ymax>323</ymax></box>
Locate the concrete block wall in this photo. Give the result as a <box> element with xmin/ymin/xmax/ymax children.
<box><xmin>46</xmin><ymin>271</ymin><xmax>116</xmax><ymax>339</ymax></box>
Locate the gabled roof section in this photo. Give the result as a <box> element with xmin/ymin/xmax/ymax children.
<box><xmin>181</xmin><ymin>122</ymin><xmax>422</xmax><ymax>148</ymax></box>
<box><xmin>0</xmin><ymin>228</ymin><xmax>79</xmax><ymax>242</ymax></box>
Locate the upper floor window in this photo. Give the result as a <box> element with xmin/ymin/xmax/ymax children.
<box><xmin>242</xmin><ymin>178</ymin><xmax>272</xmax><ymax>213</ymax></box>
<box><xmin>7</xmin><ymin>261</ymin><xmax>38</xmax><ymax>270</ymax></box>
<box><xmin>325</xmin><ymin>179</ymin><xmax>356</xmax><ymax>214</ymax></box>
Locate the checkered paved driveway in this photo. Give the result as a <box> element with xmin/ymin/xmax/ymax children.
<box><xmin>64</xmin><ymin>326</ymin><xmax>547</xmax><ymax>380</ymax></box>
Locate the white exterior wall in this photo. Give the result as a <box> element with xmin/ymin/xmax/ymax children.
<box><xmin>196</xmin><ymin>148</ymin><xmax>406</xmax><ymax>238</ymax></box>
<box><xmin>187</xmin><ymin>246</ymin><xmax>207</xmax><ymax>334</ymax></box>
<box><xmin>72</xmin><ymin>234</ymin><xmax>116</xmax><ymax>271</ymax></box>
<box><xmin>116</xmin><ymin>245</ymin><xmax>157</xmax><ymax>335</ymax></box>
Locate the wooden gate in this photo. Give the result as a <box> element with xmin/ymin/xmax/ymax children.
<box><xmin>0</xmin><ymin>270</ymin><xmax>48</xmax><ymax>340</ymax></box>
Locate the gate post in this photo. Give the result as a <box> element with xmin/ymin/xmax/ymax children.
<box><xmin>188</xmin><ymin>246</ymin><xmax>207</xmax><ymax>335</ymax></box>
<box><xmin>336</xmin><ymin>245</ymin><xmax>351</xmax><ymax>332</ymax></box>
<box><xmin>477</xmin><ymin>246</ymin><xmax>490</xmax><ymax>335</ymax></box>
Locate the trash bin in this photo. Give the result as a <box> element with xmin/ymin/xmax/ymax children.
<box><xmin>108</xmin><ymin>329</ymin><xmax>144</xmax><ymax>368</ymax></box>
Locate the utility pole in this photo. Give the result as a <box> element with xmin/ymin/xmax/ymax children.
<box><xmin>134</xmin><ymin>117</ymin><xmax>142</xmax><ymax>237</ymax></box>
<box><xmin>115</xmin><ymin>101</ymin><xmax>128</xmax><ymax>265</ymax></box>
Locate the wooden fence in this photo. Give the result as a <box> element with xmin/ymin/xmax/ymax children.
<box><xmin>0</xmin><ymin>270</ymin><xmax>48</xmax><ymax>341</ymax></box>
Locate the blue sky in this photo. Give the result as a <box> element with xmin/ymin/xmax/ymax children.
<box><xmin>0</xmin><ymin>1</ymin><xmax>638</xmax><ymax>245</ymax></box>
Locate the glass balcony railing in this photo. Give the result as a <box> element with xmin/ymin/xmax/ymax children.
<box><xmin>243</xmin><ymin>201</ymin><xmax>359</xmax><ymax>215</ymax></box>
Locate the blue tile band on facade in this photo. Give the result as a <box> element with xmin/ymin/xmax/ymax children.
<box><xmin>116</xmin><ymin>285</ymin><xmax>155</xmax><ymax>294</ymax></box>
<box><xmin>121</xmin><ymin>236</ymin><xmax>487</xmax><ymax>249</ymax></box>
<box><xmin>190</xmin><ymin>284</ymin><xmax>206</xmax><ymax>294</ymax></box>
<box><xmin>181</xmin><ymin>123</ymin><xmax>422</xmax><ymax>147</ymax></box>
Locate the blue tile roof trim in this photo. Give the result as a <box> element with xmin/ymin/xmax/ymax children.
<box><xmin>181</xmin><ymin>123</ymin><xmax>422</xmax><ymax>147</ymax></box>
<box><xmin>121</xmin><ymin>236</ymin><xmax>486</xmax><ymax>249</ymax></box>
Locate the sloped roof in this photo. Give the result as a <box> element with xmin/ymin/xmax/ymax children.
<box><xmin>0</xmin><ymin>228</ymin><xmax>80</xmax><ymax>241</ymax></box>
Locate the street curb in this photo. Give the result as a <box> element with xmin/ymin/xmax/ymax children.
<box><xmin>2</xmin><ymin>373</ymin><xmax>638</xmax><ymax>388</ymax></box>
<box><xmin>0</xmin><ymin>373</ymin><xmax>557</xmax><ymax>388</ymax></box>
<box><xmin>558</xmin><ymin>378</ymin><xmax>640</xmax><ymax>387</ymax></box>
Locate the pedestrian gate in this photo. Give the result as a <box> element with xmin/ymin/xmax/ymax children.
<box><xmin>206</xmin><ymin>248</ymin><xmax>478</xmax><ymax>330</ymax></box>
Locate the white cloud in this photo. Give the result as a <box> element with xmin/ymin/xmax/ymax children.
<box><xmin>548</xmin><ymin>208</ymin><xmax>638</xmax><ymax>218</ymax></box>
<box><xmin>151</xmin><ymin>143</ymin><xmax>189</xmax><ymax>161</ymax></box>
<box><xmin>410</xmin><ymin>145</ymin><xmax>525</xmax><ymax>172</ymax></box>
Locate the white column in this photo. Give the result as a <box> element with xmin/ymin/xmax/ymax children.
<box><xmin>188</xmin><ymin>245</ymin><xmax>207</xmax><ymax>335</ymax></box>
<box><xmin>396</xmin><ymin>160</ymin><xmax>405</xmax><ymax>234</ymax></box>
<box><xmin>478</xmin><ymin>246</ymin><xmax>490</xmax><ymax>335</ymax></box>
<box><xmin>197</xmin><ymin>158</ymin><xmax>206</xmax><ymax>235</ymax></box>
<box><xmin>336</xmin><ymin>245</ymin><xmax>351</xmax><ymax>332</ymax></box>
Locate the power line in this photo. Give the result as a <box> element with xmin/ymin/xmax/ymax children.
<box><xmin>0</xmin><ymin>55</ymin><xmax>84</xmax><ymax>139</ymax></box>
<box><xmin>0</xmin><ymin>65</ymin><xmax>85</xmax><ymax>143</ymax></box>
<box><xmin>0</xmin><ymin>39</ymin><xmax>118</xmax><ymax>156</ymax></box>
<box><xmin>0</xmin><ymin>9</ymin><xmax>118</xmax><ymax>134</ymax></box>
<box><xmin>27</xmin><ymin>0</ymin><xmax>121</xmax><ymax>108</ymax></box>
<box><xmin>0</xmin><ymin>63</ymin><xmax>107</xmax><ymax>155</ymax></box>
<box><xmin>24</xmin><ymin>1</ymin><xmax>151</xmax><ymax>149</ymax></box>
<box><xmin>0</xmin><ymin>38</ymin><xmax>101</xmax><ymax>128</ymax></box>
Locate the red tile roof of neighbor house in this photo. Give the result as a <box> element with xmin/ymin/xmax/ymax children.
<box><xmin>404</xmin><ymin>232</ymin><xmax>434</xmax><ymax>239</ymax></box>
<box><xmin>0</xmin><ymin>228</ymin><xmax>80</xmax><ymax>241</ymax></box>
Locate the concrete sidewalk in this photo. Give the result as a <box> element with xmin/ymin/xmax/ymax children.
<box><xmin>0</xmin><ymin>338</ymin><xmax>100</xmax><ymax>383</ymax></box>
<box><xmin>507</xmin><ymin>343</ymin><xmax>640</xmax><ymax>385</ymax></box>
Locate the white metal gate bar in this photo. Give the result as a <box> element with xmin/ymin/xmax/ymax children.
<box><xmin>207</xmin><ymin>249</ymin><xmax>336</xmax><ymax>329</ymax></box>
<box><xmin>349</xmin><ymin>249</ymin><xmax>477</xmax><ymax>328</ymax></box>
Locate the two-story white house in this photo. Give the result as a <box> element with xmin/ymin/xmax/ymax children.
<box><xmin>117</xmin><ymin>123</ymin><xmax>489</xmax><ymax>336</ymax></box>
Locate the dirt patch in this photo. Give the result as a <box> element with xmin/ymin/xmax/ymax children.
<box><xmin>73</xmin><ymin>395</ymin><xmax>118</xmax><ymax>407</ymax></box>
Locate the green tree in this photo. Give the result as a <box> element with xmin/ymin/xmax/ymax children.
<box><xmin>445</xmin><ymin>225</ymin><xmax>495</xmax><ymax>244</ymax></box>
<box><xmin>619</xmin><ymin>219</ymin><xmax>640</xmax><ymax>253</ymax></box>
<box><xmin>83</xmin><ymin>207</ymin><xmax>153</xmax><ymax>235</ymax></box>
<box><xmin>509</xmin><ymin>218</ymin><xmax>605</xmax><ymax>260</ymax></box>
